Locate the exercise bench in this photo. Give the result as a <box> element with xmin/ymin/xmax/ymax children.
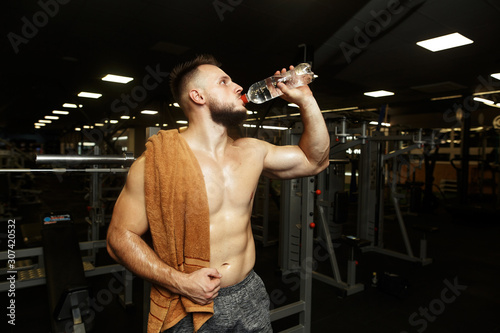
<box><xmin>42</xmin><ymin>212</ymin><xmax>93</xmax><ymax>333</ymax></box>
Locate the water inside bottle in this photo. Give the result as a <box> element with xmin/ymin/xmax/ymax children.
<box><xmin>264</xmin><ymin>76</ymin><xmax>284</xmax><ymax>98</ymax></box>
<box><xmin>244</xmin><ymin>66</ymin><xmax>315</xmax><ymax>104</ymax></box>
<box><xmin>246</xmin><ymin>77</ymin><xmax>283</xmax><ymax>103</ymax></box>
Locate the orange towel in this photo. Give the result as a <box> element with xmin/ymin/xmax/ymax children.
<box><xmin>144</xmin><ymin>129</ymin><xmax>213</xmax><ymax>333</ymax></box>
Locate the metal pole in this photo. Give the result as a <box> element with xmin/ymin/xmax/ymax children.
<box><xmin>317</xmin><ymin>205</ymin><xmax>342</xmax><ymax>283</ymax></box>
<box><xmin>459</xmin><ymin>110</ymin><xmax>471</xmax><ymax>205</ymax></box>
<box><xmin>300</xmin><ymin>176</ymin><xmax>315</xmax><ymax>333</ymax></box>
<box><xmin>0</xmin><ymin>168</ymin><xmax>128</xmax><ymax>173</ymax></box>
<box><xmin>36</xmin><ymin>153</ymin><xmax>135</xmax><ymax>166</ymax></box>
<box><xmin>374</xmin><ymin>142</ymin><xmax>382</xmax><ymax>247</ymax></box>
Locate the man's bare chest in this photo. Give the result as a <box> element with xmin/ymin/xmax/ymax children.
<box><xmin>196</xmin><ymin>151</ymin><xmax>263</xmax><ymax>215</ymax></box>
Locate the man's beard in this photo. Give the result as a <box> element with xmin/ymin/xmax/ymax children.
<box><xmin>209</xmin><ymin>98</ymin><xmax>248</xmax><ymax>128</ymax></box>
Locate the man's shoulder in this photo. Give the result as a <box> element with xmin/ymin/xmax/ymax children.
<box><xmin>131</xmin><ymin>155</ymin><xmax>146</xmax><ymax>169</ymax></box>
<box><xmin>232</xmin><ymin>137</ymin><xmax>272</xmax><ymax>156</ymax></box>
<box><xmin>127</xmin><ymin>155</ymin><xmax>145</xmax><ymax>183</ymax></box>
<box><xmin>233</xmin><ymin>137</ymin><xmax>269</xmax><ymax>149</ymax></box>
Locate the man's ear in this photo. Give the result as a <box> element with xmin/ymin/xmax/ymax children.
<box><xmin>189</xmin><ymin>89</ymin><xmax>205</xmax><ymax>105</ymax></box>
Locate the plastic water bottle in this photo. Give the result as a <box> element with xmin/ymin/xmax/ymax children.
<box><xmin>241</xmin><ymin>63</ymin><xmax>316</xmax><ymax>104</ymax></box>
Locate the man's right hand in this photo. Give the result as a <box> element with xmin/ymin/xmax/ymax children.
<box><xmin>178</xmin><ymin>268</ymin><xmax>222</xmax><ymax>305</ymax></box>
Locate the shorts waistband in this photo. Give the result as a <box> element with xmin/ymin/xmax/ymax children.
<box><xmin>218</xmin><ymin>270</ymin><xmax>256</xmax><ymax>297</ymax></box>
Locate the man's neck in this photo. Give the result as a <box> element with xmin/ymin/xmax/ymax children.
<box><xmin>181</xmin><ymin>117</ymin><xmax>230</xmax><ymax>158</ymax></box>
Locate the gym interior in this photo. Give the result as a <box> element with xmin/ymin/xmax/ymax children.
<box><xmin>1</xmin><ymin>1</ymin><xmax>500</xmax><ymax>332</ymax></box>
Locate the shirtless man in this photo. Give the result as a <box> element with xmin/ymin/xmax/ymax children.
<box><xmin>107</xmin><ymin>55</ymin><xmax>329</xmax><ymax>332</ymax></box>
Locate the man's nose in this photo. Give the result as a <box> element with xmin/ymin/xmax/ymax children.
<box><xmin>234</xmin><ymin>83</ymin><xmax>243</xmax><ymax>94</ymax></box>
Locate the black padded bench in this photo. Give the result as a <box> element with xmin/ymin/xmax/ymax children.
<box><xmin>42</xmin><ymin>212</ymin><xmax>92</xmax><ymax>333</ymax></box>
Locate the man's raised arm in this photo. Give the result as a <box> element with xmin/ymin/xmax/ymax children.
<box><xmin>262</xmin><ymin>67</ymin><xmax>330</xmax><ymax>179</ymax></box>
<box><xmin>107</xmin><ymin>156</ymin><xmax>221</xmax><ymax>305</ymax></box>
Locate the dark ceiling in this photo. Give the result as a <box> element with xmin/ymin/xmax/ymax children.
<box><xmin>2</xmin><ymin>0</ymin><xmax>500</xmax><ymax>139</ymax></box>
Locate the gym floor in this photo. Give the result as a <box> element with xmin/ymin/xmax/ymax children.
<box><xmin>3</xmin><ymin>173</ymin><xmax>500</xmax><ymax>333</ymax></box>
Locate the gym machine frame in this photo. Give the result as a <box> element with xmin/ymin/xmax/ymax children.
<box><xmin>355</xmin><ymin>127</ymin><xmax>437</xmax><ymax>265</ymax></box>
<box><xmin>312</xmin><ymin>119</ymin><xmax>370</xmax><ymax>296</ymax></box>
<box><xmin>274</xmin><ymin>125</ymin><xmax>316</xmax><ymax>333</ymax></box>
<box><xmin>280</xmin><ymin>120</ymin><xmax>370</xmax><ymax>303</ymax></box>
<box><xmin>0</xmin><ymin>152</ymin><xmax>134</xmax><ymax>306</ymax></box>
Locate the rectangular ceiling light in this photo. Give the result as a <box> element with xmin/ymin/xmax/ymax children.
<box><xmin>53</xmin><ymin>110</ymin><xmax>69</xmax><ymax>115</ymax></box>
<box><xmin>78</xmin><ymin>92</ymin><xmax>102</xmax><ymax>99</ymax></box>
<box><xmin>473</xmin><ymin>97</ymin><xmax>495</xmax><ymax>105</ymax></box>
<box><xmin>431</xmin><ymin>95</ymin><xmax>463</xmax><ymax>101</ymax></box>
<box><xmin>473</xmin><ymin>90</ymin><xmax>500</xmax><ymax>96</ymax></box>
<box><xmin>176</xmin><ymin>120</ymin><xmax>188</xmax><ymax>124</ymax></box>
<box><xmin>141</xmin><ymin>110</ymin><xmax>158</xmax><ymax>115</ymax></box>
<box><xmin>39</xmin><ymin>119</ymin><xmax>51</xmax><ymax>123</ymax></box>
<box><xmin>45</xmin><ymin>115</ymin><xmax>59</xmax><ymax>120</ymax></box>
<box><xmin>491</xmin><ymin>73</ymin><xmax>500</xmax><ymax>80</ymax></box>
<box><xmin>63</xmin><ymin>103</ymin><xmax>81</xmax><ymax>108</ymax></box>
<box><xmin>364</xmin><ymin>90</ymin><xmax>394</xmax><ymax>98</ymax></box>
<box><xmin>102</xmin><ymin>74</ymin><xmax>134</xmax><ymax>84</ymax></box>
<box><xmin>416</xmin><ymin>32</ymin><xmax>473</xmax><ymax>52</ymax></box>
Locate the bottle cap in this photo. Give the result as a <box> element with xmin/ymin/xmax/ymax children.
<box><xmin>241</xmin><ymin>94</ymin><xmax>249</xmax><ymax>104</ymax></box>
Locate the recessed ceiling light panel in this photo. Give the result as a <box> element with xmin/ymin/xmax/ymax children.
<box><xmin>78</xmin><ymin>92</ymin><xmax>102</xmax><ymax>99</ymax></box>
<box><xmin>141</xmin><ymin>110</ymin><xmax>158</xmax><ymax>115</ymax></box>
<box><xmin>102</xmin><ymin>74</ymin><xmax>134</xmax><ymax>84</ymax></box>
<box><xmin>364</xmin><ymin>90</ymin><xmax>394</xmax><ymax>98</ymax></box>
<box><xmin>53</xmin><ymin>110</ymin><xmax>69</xmax><ymax>115</ymax></box>
<box><xmin>416</xmin><ymin>32</ymin><xmax>473</xmax><ymax>52</ymax></box>
<box><xmin>63</xmin><ymin>103</ymin><xmax>80</xmax><ymax>108</ymax></box>
<box><xmin>473</xmin><ymin>97</ymin><xmax>495</xmax><ymax>105</ymax></box>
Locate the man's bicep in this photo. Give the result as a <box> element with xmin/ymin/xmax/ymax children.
<box><xmin>262</xmin><ymin>143</ymin><xmax>312</xmax><ymax>179</ymax></box>
<box><xmin>109</xmin><ymin>157</ymin><xmax>149</xmax><ymax>237</ymax></box>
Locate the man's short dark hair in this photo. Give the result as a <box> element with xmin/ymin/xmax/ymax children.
<box><xmin>169</xmin><ymin>54</ymin><xmax>221</xmax><ymax>103</ymax></box>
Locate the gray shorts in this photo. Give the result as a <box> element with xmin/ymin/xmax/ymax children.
<box><xmin>164</xmin><ymin>270</ymin><xmax>272</xmax><ymax>333</ymax></box>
